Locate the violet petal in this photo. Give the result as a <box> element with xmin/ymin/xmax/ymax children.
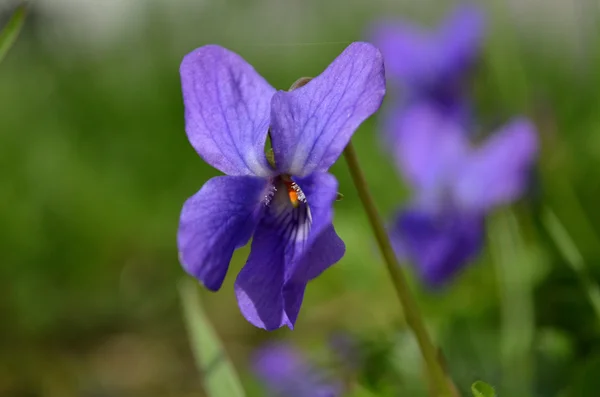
<box><xmin>235</xmin><ymin>173</ymin><xmax>342</xmax><ymax>330</ymax></box>
<box><xmin>391</xmin><ymin>102</ymin><xmax>469</xmax><ymax>196</ymax></box>
<box><xmin>439</xmin><ymin>4</ymin><xmax>486</xmax><ymax>79</ymax></box>
<box><xmin>177</xmin><ymin>175</ymin><xmax>268</xmax><ymax>291</ymax></box>
<box><xmin>270</xmin><ymin>42</ymin><xmax>385</xmax><ymax>177</ymax></box>
<box><xmin>180</xmin><ymin>45</ymin><xmax>275</xmax><ymax>177</ymax></box>
<box><xmin>253</xmin><ymin>343</ymin><xmax>341</xmax><ymax>397</ymax></box>
<box><xmin>289</xmin><ymin>172</ymin><xmax>345</xmax><ymax>283</ymax></box>
<box><xmin>453</xmin><ymin>117</ymin><xmax>538</xmax><ymax>212</ymax></box>
<box><xmin>391</xmin><ymin>206</ymin><xmax>484</xmax><ymax>286</ymax></box>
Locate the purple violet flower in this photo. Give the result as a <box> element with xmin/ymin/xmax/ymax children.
<box><xmin>177</xmin><ymin>43</ymin><xmax>385</xmax><ymax>330</ymax></box>
<box><xmin>370</xmin><ymin>4</ymin><xmax>485</xmax><ymax>122</ymax></box>
<box><xmin>253</xmin><ymin>343</ymin><xmax>341</xmax><ymax>397</ymax></box>
<box><xmin>389</xmin><ymin>103</ymin><xmax>538</xmax><ymax>286</ymax></box>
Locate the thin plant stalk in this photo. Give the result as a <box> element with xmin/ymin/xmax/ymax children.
<box><xmin>343</xmin><ymin>141</ymin><xmax>457</xmax><ymax>397</ymax></box>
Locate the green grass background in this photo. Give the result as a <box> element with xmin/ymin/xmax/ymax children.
<box><xmin>1</xmin><ymin>1</ymin><xmax>600</xmax><ymax>396</ymax></box>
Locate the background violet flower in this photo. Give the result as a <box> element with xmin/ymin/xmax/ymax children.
<box><xmin>177</xmin><ymin>43</ymin><xmax>385</xmax><ymax>330</ymax></box>
<box><xmin>389</xmin><ymin>103</ymin><xmax>538</xmax><ymax>286</ymax></box>
<box><xmin>253</xmin><ymin>343</ymin><xmax>341</xmax><ymax>397</ymax></box>
<box><xmin>370</xmin><ymin>4</ymin><xmax>485</xmax><ymax>123</ymax></box>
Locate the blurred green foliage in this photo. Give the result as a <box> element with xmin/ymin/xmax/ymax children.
<box><xmin>1</xmin><ymin>1</ymin><xmax>600</xmax><ymax>396</ymax></box>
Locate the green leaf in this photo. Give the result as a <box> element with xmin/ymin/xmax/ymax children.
<box><xmin>178</xmin><ymin>279</ymin><xmax>246</xmax><ymax>397</ymax></box>
<box><xmin>0</xmin><ymin>4</ymin><xmax>27</xmax><ymax>64</ymax></box>
<box><xmin>471</xmin><ymin>381</ymin><xmax>496</xmax><ymax>397</ymax></box>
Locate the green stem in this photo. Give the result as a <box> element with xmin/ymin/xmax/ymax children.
<box><xmin>343</xmin><ymin>141</ymin><xmax>457</xmax><ymax>397</ymax></box>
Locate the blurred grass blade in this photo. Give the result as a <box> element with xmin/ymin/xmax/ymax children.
<box><xmin>471</xmin><ymin>381</ymin><xmax>496</xmax><ymax>397</ymax></box>
<box><xmin>0</xmin><ymin>4</ymin><xmax>27</xmax><ymax>64</ymax></box>
<box><xmin>489</xmin><ymin>210</ymin><xmax>534</xmax><ymax>396</ymax></box>
<box><xmin>542</xmin><ymin>207</ymin><xmax>600</xmax><ymax>321</ymax></box>
<box><xmin>179</xmin><ymin>279</ymin><xmax>246</xmax><ymax>397</ymax></box>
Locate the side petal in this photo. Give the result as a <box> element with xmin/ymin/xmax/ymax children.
<box><xmin>453</xmin><ymin>118</ymin><xmax>538</xmax><ymax>212</ymax></box>
<box><xmin>391</xmin><ymin>102</ymin><xmax>469</xmax><ymax>195</ymax></box>
<box><xmin>289</xmin><ymin>172</ymin><xmax>345</xmax><ymax>283</ymax></box>
<box><xmin>180</xmin><ymin>45</ymin><xmax>275</xmax><ymax>177</ymax></box>
<box><xmin>177</xmin><ymin>175</ymin><xmax>268</xmax><ymax>291</ymax></box>
<box><xmin>281</xmin><ymin>226</ymin><xmax>345</xmax><ymax>328</ymax></box>
<box><xmin>270</xmin><ymin>42</ymin><xmax>386</xmax><ymax>176</ymax></box>
<box><xmin>390</xmin><ymin>207</ymin><xmax>484</xmax><ymax>286</ymax></box>
<box><xmin>297</xmin><ymin>225</ymin><xmax>345</xmax><ymax>281</ymax></box>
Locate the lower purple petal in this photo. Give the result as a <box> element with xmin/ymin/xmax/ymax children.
<box><xmin>235</xmin><ymin>220</ymin><xmax>290</xmax><ymax>330</ymax></box>
<box><xmin>282</xmin><ymin>282</ymin><xmax>307</xmax><ymax>328</ymax></box>
<box><xmin>390</xmin><ymin>207</ymin><xmax>484</xmax><ymax>286</ymax></box>
<box><xmin>235</xmin><ymin>172</ymin><xmax>343</xmax><ymax>330</ymax></box>
<box><xmin>177</xmin><ymin>175</ymin><xmax>267</xmax><ymax>291</ymax></box>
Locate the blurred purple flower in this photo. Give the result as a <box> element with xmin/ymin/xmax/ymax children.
<box><xmin>253</xmin><ymin>343</ymin><xmax>341</xmax><ymax>397</ymax></box>
<box><xmin>370</xmin><ymin>4</ymin><xmax>485</xmax><ymax>121</ymax></box>
<box><xmin>177</xmin><ymin>43</ymin><xmax>385</xmax><ymax>330</ymax></box>
<box><xmin>389</xmin><ymin>103</ymin><xmax>537</xmax><ymax>285</ymax></box>
<box><xmin>328</xmin><ymin>332</ymin><xmax>362</xmax><ymax>372</ymax></box>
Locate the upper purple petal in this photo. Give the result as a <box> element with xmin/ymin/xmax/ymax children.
<box><xmin>453</xmin><ymin>118</ymin><xmax>538</xmax><ymax>212</ymax></box>
<box><xmin>369</xmin><ymin>20</ymin><xmax>437</xmax><ymax>91</ymax></box>
<box><xmin>370</xmin><ymin>4</ymin><xmax>484</xmax><ymax>96</ymax></box>
<box><xmin>177</xmin><ymin>175</ymin><xmax>267</xmax><ymax>290</ymax></box>
<box><xmin>391</xmin><ymin>206</ymin><xmax>484</xmax><ymax>286</ymax></box>
<box><xmin>391</xmin><ymin>102</ymin><xmax>469</xmax><ymax>200</ymax></box>
<box><xmin>438</xmin><ymin>4</ymin><xmax>486</xmax><ymax>79</ymax></box>
<box><xmin>253</xmin><ymin>343</ymin><xmax>341</xmax><ymax>397</ymax></box>
<box><xmin>180</xmin><ymin>45</ymin><xmax>275</xmax><ymax>177</ymax></box>
<box><xmin>270</xmin><ymin>42</ymin><xmax>386</xmax><ymax>177</ymax></box>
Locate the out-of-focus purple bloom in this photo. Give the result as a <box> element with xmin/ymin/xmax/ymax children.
<box><xmin>370</xmin><ymin>4</ymin><xmax>485</xmax><ymax>121</ymax></box>
<box><xmin>328</xmin><ymin>332</ymin><xmax>362</xmax><ymax>372</ymax></box>
<box><xmin>177</xmin><ymin>43</ymin><xmax>385</xmax><ymax>330</ymax></box>
<box><xmin>389</xmin><ymin>103</ymin><xmax>537</xmax><ymax>285</ymax></box>
<box><xmin>253</xmin><ymin>343</ymin><xmax>341</xmax><ymax>397</ymax></box>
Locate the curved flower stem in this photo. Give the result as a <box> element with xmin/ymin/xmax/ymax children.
<box><xmin>343</xmin><ymin>141</ymin><xmax>457</xmax><ymax>397</ymax></box>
